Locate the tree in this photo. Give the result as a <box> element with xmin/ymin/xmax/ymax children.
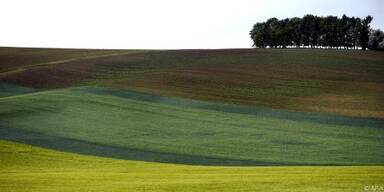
<box><xmin>250</xmin><ymin>22</ymin><xmax>267</xmax><ymax>48</ymax></box>
<box><xmin>266</xmin><ymin>18</ymin><xmax>279</xmax><ymax>48</ymax></box>
<box><xmin>310</xmin><ymin>16</ymin><xmax>321</xmax><ymax>48</ymax></box>
<box><xmin>300</xmin><ymin>15</ymin><xmax>314</xmax><ymax>47</ymax></box>
<box><xmin>353</xmin><ymin>17</ymin><xmax>362</xmax><ymax>49</ymax></box>
<box><xmin>368</xmin><ymin>29</ymin><xmax>384</xmax><ymax>50</ymax></box>
<box><xmin>288</xmin><ymin>17</ymin><xmax>302</xmax><ymax>47</ymax></box>
<box><xmin>320</xmin><ymin>16</ymin><xmax>338</xmax><ymax>48</ymax></box>
<box><xmin>359</xmin><ymin>15</ymin><xmax>373</xmax><ymax>50</ymax></box>
<box><xmin>379</xmin><ymin>41</ymin><xmax>384</xmax><ymax>50</ymax></box>
<box><xmin>344</xmin><ymin>16</ymin><xmax>357</xmax><ymax>49</ymax></box>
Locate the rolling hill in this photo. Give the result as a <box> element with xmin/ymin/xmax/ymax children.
<box><xmin>1</xmin><ymin>47</ymin><xmax>383</xmax><ymax>118</ymax></box>
<box><xmin>0</xmin><ymin>47</ymin><xmax>383</xmax><ymax>191</ymax></box>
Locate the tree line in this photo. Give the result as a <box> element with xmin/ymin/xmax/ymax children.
<box><xmin>250</xmin><ymin>14</ymin><xmax>379</xmax><ymax>50</ymax></box>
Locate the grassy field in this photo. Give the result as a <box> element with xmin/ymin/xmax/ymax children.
<box><xmin>1</xmin><ymin>47</ymin><xmax>384</xmax><ymax>191</ymax></box>
<box><xmin>1</xmin><ymin>140</ymin><xmax>383</xmax><ymax>192</ymax></box>
<box><xmin>1</xmin><ymin>86</ymin><xmax>383</xmax><ymax>165</ymax></box>
<box><xmin>1</xmin><ymin>48</ymin><xmax>383</xmax><ymax>118</ymax></box>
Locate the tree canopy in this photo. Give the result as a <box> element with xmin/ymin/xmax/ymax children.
<box><xmin>250</xmin><ymin>14</ymin><xmax>374</xmax><ymax>50</ymax></box>
<box><xmin>368</xmin><ymin>29</ymin><xmax>384</xmax><ymax>51</ymax></box>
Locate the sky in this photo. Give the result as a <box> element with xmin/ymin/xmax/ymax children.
<box><xmin>0</xmin><ymin>0</ymin><xmax>382</xmax><ymax>49</ymax></box>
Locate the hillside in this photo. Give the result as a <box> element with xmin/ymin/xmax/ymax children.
<box><xmin>1</xmin><ymin>47</ymin><xmax>384</xmax><ymax>191</ymax></box>
<box><xmin>1</xmin><ymin>47</ymin><xmax>384</xmax><ymax>165</ymax></box>
<box><xmin>1</xmin><ymin>48</ymin><xmax>383</xmax><ymax>118</ymax></box>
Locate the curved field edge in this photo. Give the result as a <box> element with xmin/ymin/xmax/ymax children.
<box><xmin>1</xmin><ymin>86</ymin><xmax>383</xmax><ymax>165</ymax></box>
<box><xmin>1</xmin><ymin>140</ymin><xmax>383</xmax><ymax>192</ymax></box>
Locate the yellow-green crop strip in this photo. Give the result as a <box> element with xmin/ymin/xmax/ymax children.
<box><xmin>0</xmin><ymin>140</ymin><xmax>383</xmax><ymax>192</ymax></box>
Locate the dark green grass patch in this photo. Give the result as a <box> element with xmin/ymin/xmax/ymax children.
<box><xmin>0</xmin><ymin>83</ymin><xmax>36</xmax><ymax>97</ymax></box>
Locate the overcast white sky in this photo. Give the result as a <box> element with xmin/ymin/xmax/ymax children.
<box><xmin>0</xmin><ymin>0</ymin><xmax>382</xmax><ymax>49</ymax></box>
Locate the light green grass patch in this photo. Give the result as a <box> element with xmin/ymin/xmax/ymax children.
<box><xmin>1</xmin><ymin>140</ymin><xmax>383</xmax><ymax>192</ymax></box>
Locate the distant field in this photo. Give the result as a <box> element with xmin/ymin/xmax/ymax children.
<box><xmin>1</xmin><ymin>140</ymin><xmax>383</xmax><ymax>192</ymax></box>
<box><xmin>0</xmin><ymin>47</ymin><xmax>140</xmax><ymax>73</ymax></box>
<box><xmin>1</xmin><ymin>48</ymin><xmax>383</xmax><ymax>118</ymax></box>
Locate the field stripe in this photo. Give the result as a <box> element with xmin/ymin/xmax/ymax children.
<box><xmin>78</xmin><ymin>86</ymin><xmax>384</xmax><ymax>128</ymax></box>
<box><xmin>1</xmin><ymin>139</ymin><xmax>384</xmax><ymax>192</ymax></box>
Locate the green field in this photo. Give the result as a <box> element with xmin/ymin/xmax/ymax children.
<box><xmin>1</xmin><ymin>140</ymin><xmax>383</xmax><ymax>192</ymax></box>
<box><xmin>0</xmin><ymin>47</ymin><xmax>383</xmax><ymax>191</ymax></box>
<box><xmin>2</xmin><ymin>48</ymin><xmax>384</xmax><ymax>118</ymax></box>
<box><xmin>1</xmin><ymin>86</ymin><xmax>384</xmax><ymax>165</ymax></box>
